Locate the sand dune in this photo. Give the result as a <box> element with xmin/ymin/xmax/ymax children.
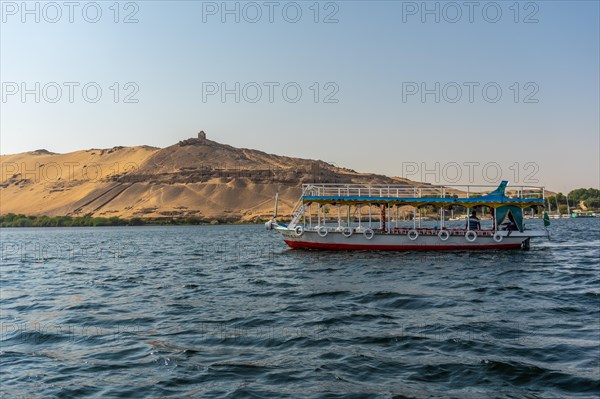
<box><xmin>1</xmin><ymin>134</ymin><xmax>413</xmax><ymax>222</ymax></box>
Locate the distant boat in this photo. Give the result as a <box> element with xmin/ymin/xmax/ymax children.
<box><xmin>571</xmin><ymin>211</ymin><xmax>597</xmax><ymax>218</ymax></box>
<box><xmin>266</xmin><ymin>181</ymin><xmax>549</xmax><ymax>251</ymax></box>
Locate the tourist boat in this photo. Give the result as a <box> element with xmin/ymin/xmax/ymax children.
<box><xmin>265</xmin><ymin>181</ymin><xmax>550</xmax><ymax>250</ymax></box>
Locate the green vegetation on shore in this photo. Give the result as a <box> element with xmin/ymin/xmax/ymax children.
<box><xmin>547</xmin><ymin>188</ymin><xmax>600</xmax><ymax>213</ymax></box>
<box><xmin>0</xmin><ymin>213</ymin><xmax>264</xmax><ymax>227</ymax></box>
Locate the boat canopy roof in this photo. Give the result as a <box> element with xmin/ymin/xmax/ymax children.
<box><xmin>301</xmin><ymin>181</ymin><xmax>545</xmax><ymax>208</ymax></box>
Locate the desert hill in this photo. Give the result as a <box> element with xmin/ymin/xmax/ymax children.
<box><xmin>0</xmin><ymin>132</ymin><xmax>415</xmax><ymax>222</ymax></box>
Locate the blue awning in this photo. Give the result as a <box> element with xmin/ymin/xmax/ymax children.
<box><xmin>302</xmin><ymin>195</ymin><xmax>544</xmax><ymax>207</ymax></box>
<box><xmin>302</xmin><ymin>181</ymin><xmax>544</xmax><ymax>208</ymax></box>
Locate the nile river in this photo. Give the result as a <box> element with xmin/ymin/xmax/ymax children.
<box><xmin>1</xmin><ymin>219</ymin><xmax>598</xmax><ymax>398</ymax></box>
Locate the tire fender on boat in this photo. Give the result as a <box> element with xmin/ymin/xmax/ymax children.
<box><xmin>318</xmin><ymin>226</ymin><xmax>328</xmax><ymax>237</ymax></box>
<box><xmin>408</xmin><ymin>229</ymin><xmax>419</xmax><ymax>241</ymax></box>
<box><xmin>363</xmin><ymin>228</ymin><xmax>374</xmax><ymax>240</ymax></box>
<box><xmin>294</xmin><ymin>225</ymin><xmax>304</xmax><ymax>236</ymax></box>
<box><xmin>342</xmin><ymin>227</ymin><xmax>353</xmax><ymax>238</ymax></box>
<box><xmin>493</xmin><ymin>232</ymin><xmax>503</xmax><ymax>242</ymax></box>
<box><xmin>465</xmin><ymin>230</ymin><xmax>477</xmax><ymax>242</ymax></box>
<box><xmin>438</xmin><ymin>230</ymin><xmax>450</xmax><ymax>241</ymax></box>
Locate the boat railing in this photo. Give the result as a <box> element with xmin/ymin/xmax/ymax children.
<box><xmin>288</xmin><ymin>185</ymin><xmax>313</xmax><ymax>223</ymax></box>
<box><xmin>301</xmin><ymin>183</ymin><xmax>545</xmax><ymax>200</ymax></box>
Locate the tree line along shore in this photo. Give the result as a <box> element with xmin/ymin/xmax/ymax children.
<box><xmin>0</xmin><ymin>214</ymin><xmax>265</xmax><ymax>227</ymax></box>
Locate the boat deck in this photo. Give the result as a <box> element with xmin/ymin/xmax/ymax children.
<box><xmin>299</xmin><ymin>226</ymin><xmax>507</xmax><ymax>236</ymax></box>
<box><xmin>302</xmin><ymin>183</ymin><xmax>545</xmax><ymax>199</ymax></box>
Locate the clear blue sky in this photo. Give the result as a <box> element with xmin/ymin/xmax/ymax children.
<box><xmin>1</xmin><ymin>1</ymin><xmax>598</xmax><ymax>193</ymax></box>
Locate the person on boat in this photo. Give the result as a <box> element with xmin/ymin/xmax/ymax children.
<box><xmin>466</xmin><ymin>210</ymin><xmax>481</xmax><ymax>230</ymax></box>
<box><xmin>501</xmin><ymin>212</ymin><xmax>519</xmax><ymax>231</ymax></box>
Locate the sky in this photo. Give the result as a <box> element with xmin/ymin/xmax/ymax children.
<box><xmin>1</xmin><ymin>0</ymin><xmax>599</xmax><ymax>193</ymax></box>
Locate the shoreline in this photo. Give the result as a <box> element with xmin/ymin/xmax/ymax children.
<box><xmin>1</xmin><ymin>214</ymin><xmax>595</xmax><ymax>228</ymax></box>
<box><xmin>0</xmin><ymin>214</ymin><xmax>276</xmax><ymax>228</ymax></box>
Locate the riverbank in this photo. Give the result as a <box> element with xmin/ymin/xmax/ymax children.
<box><xmin>0</xmin><ymin>213</ymin><xmax>272</xmax><ymax>227</ymax></box>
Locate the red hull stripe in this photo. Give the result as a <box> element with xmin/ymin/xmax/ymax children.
<box><xmin>284</xmin><ymin>240</ymin><xmax>522</xmax><ymax>251</ymax></box>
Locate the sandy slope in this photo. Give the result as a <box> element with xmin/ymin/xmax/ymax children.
<box><xmin>1</xmin><ymin>136</ymin><xmax>411</xmax><ymax>221</ymax></box>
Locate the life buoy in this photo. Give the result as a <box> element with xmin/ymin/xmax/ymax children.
<box><xmin>342</xmin><ymin>227</ymin><xmax>353</xmax><ymax>238</ymax></box>
<box><xmin>317</xmin><ymin>226</ymin><xmax>328</xmax><ymax>237</ymax></box>
<box><xmin>294</xmin><ymin>225</ymin><xmax>304</xmax><ymax>236</ymax></box>
<box><xmin>438</xmin><ymin>230</ymin><xmax>450</xmax><ymax>241</ymax></box>
<box><xmin>465</xmin><ymin>230</ymin><xmax>477</xmax><ymax>242</ymax></box>
<box><xmin>408</xmin><ymin>229</ymin><xmax>419</xmax><ymax>241</ymax></box>
<box><xmin>363</xmin><ymin>228</ymin><xmax>374</xmax><ymax>240</ymax></box>
<box><xmin>493</xmin><ymin>232</ymin><xmax>503</xmax><ymax>242</ymax></box>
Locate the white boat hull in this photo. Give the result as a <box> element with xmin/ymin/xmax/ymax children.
<box><xmin>276</xmin><ymin>227</ymin><xmax>548</xmax><ymax>251</ymax></box>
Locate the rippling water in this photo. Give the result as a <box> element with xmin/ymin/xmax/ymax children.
<box><xmin>1</xmin><ymin>219</ymin><xmax>599</xmax><ymax>398</ymax></box>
